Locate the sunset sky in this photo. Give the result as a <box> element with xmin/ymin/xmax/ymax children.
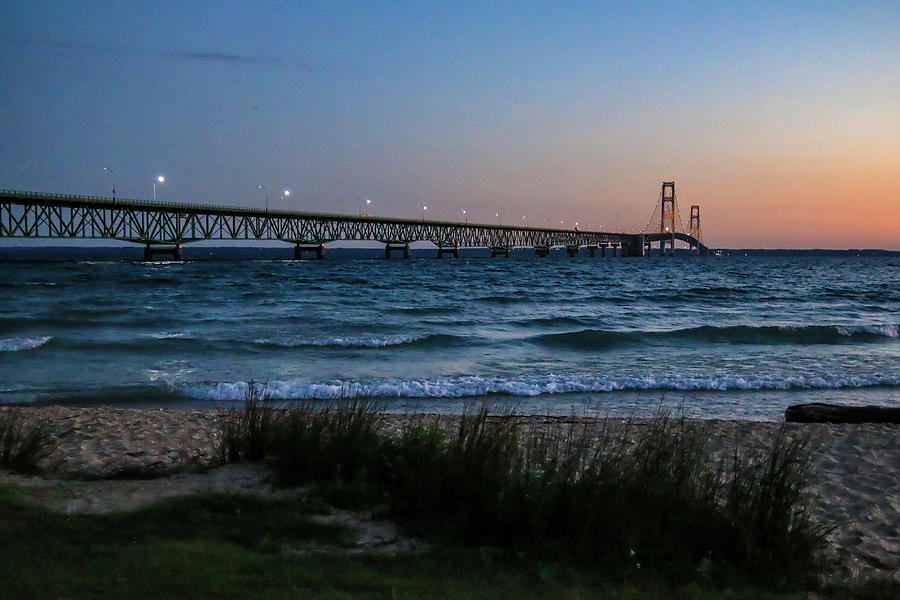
<box><xmin>2</xmin><ymin>2</ymin><xmax>898</xmax><ymax>249</ymax></box>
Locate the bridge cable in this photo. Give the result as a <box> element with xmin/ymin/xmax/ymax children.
<box><xmin>674</xmin><ymin>192</ymin><xmax>689</xmax><ymax>234</ymax></box>
<box><xmin>640</xmin><ymin>190</ymin><xmax>663</xmax><ymax>233</ymax></box>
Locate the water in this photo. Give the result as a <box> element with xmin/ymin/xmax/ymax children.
<box><xmin>1</xmin><ymin>248</ymin><xmax>898</xmax><ymax>420</ymax></box>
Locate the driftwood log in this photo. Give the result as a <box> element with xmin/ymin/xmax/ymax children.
<box><xmin>785</xmin><ymin>403</ymin><xmax>900</xmax><ymax>424</ymax></box>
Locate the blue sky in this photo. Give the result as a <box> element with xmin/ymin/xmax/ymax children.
<box><xmin>2</xmin><ymin>1</ymin><xmax>898</xmax><ymax>247</ymax></box>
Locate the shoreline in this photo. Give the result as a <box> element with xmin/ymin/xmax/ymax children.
<box><xmin>2</xmin><ymin>405</ymin><xmax>898</xmax><ymax>581</ymax></box>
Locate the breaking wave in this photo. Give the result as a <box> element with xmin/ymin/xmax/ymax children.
<box><xmin>252</xmin><ymin>333</ymin><xmax>465</xmax><ymax>349</ymax></box>
<box><xmin>531</xmin><ymin>324</ymin><xmax>899</xmax><ymax>349</ymax></box>
<box><xmin>182</xmin><ymin>372</ymin><xmax>900</xmax><ymax>402</ymax></box>
<box><xmin>0</xmin><ymin>336</ymin><xmax>53</xmax><ymax>352</ymax></box>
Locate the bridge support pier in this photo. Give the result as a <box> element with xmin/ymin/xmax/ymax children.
<box><xmin>566</xmin><ymin>245</ymin><xmax>579</xmax><ymax>257</ymax></box>
<box><xmin>143</xmin><ymin>243</ymin><xmax>183</xmax><ymax>261</ymax></box>
<box><xmin>437</xmin><ymin>246</ymin><xmax>459</xmax><ymax>258</ymax></box>
<box><xmin>660</xmin><ymin>235</ymin><xmax>675</xmax><ymax>256</ymax></box>
<box><xmin>622</xmin><ymin>240</ymin><xmax>643</xmax><ymax>257</ymax></box>
<box><xmin>587</xmin><ymin>245</ymin><xmax>597</xmax><ymax>257</ymax></box>
<box><xmin>610</xmin><ymin>243</ymin><xmax>618</xmax><ymax>257</ymax></box>
<box><xmin>294</xmin><ymin>243</ymin><xmax>325</xmax><ymax>260</ymax></box>
<box><xmin>491</xmin><ymin>246</ymin><xmax>510</xmax><ymax>258</ymax></box>
<box><xmin>385</xmin><ymin>243</ymin><xmax>410</xmax><ymax>259</ymax></box>
<box><xmin>534</xmin><ymin>246</ymin><xmax>550</xmax><ymax>257</ymax></box>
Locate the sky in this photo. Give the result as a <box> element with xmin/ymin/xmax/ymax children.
<box><xmin>1</xmin><ymin>1</ymin><xmax>898</xmax><ymax>249</ymax></box>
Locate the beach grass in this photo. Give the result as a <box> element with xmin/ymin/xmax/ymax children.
<box><xmin>216</xmin><ymin>401</ymin><xmax>830</xmax><ymax>590</ymax></box>
<box><xmin>218</xmin><ymin>382</ymin><xmax>279</xmax><ymax>463</ymax></box>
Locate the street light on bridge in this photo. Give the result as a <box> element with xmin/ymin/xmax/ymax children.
<box><xmin>103</xmin><ymin>167</ymin><xmax>116</xmax><ymax>200</ymax></box>
<box><xmin>359</xmin><ymin>197</ymin><xmax>371</xmax><ymax>216</ymax></box>
<box><xmin>257</xmin><ymin>184</ymin><xmax>268</xmax><ymax>211</ymax></box>
<box><xmin>153</xmin><ymin>175</ymin><xmax>165</xmax><ymax>202</ymax></box>
<box><xmin>460</xmin><ymin>208</ymin><xmax>467</xmax><ymax>224</ymax></box>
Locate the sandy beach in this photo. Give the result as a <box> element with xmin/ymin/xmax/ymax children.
<box><xmin>1</xmin><ymin>405</ymin><xmax>898</xmax><ymax>582</ymax></box>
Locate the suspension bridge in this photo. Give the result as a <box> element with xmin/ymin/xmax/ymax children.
<box><xmin>0</xmin><ymin>182</ymin><xmax>708</xmax><ymax>260</ymax></box>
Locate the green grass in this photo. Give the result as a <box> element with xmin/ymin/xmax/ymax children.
<box><xmin>0</xmin><ymin>485</ymin><xmax>813</xmax><ymax>599</ymax></box>
<box><xmin>2</xmin><ymin>484</ymin><xmax>896</xmax><ymax>599</ymax></box>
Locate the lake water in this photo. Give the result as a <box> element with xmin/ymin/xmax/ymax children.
<box><xmin>1</xmin><ymin>248</ymin><xmax>898</xmax><ymax>420</ymax></box>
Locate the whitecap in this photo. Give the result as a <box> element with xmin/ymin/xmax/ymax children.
<box><xmin>835</xmin><ymin>324</ymin><xmax>899</xmax><ymax>338</ymax></box>
<box><xmin>0</xmin><ymin>336</ymin><xmax>54</xmax><ymax>352</ymax></box>
<box><xmin>253</xmin><ymin>333</ymin><xmax>429</xmax><ymax>348</ymax></box>
<box><xmin>180</xmin><ymin>372</ymin><xmax>900</xmax><ymax>402</ymax></box>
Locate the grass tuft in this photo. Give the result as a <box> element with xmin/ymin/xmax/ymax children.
<box><xmin>217</xmin><ymin>382</ymin><xmax>280</xmax><ymax>463</ymax></box>
<box><xmin>269</xmin><ymin>399</ymin><xmax>385</xmax><ymax>491</ymax></box>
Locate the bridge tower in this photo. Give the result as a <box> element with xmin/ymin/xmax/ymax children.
<box><xmin>659</xmin><ymin>181</ymin><xmax>676</xmax><ymax>256</ymax></box>
<box><xmin>689</xmin><ymin>205</ymin><xmax>701</xmax><ymax>252</ymax></box>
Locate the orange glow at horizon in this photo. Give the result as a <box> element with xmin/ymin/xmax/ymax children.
<box><xmin>695</xmin><ymin>157</ymin><xmax>900</xmax><ymax>249</ymax></box>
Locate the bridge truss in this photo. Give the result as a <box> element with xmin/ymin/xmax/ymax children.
<box><xmin>1</xmin><ymin>189</ymin><xmax>709</xmax><ymax>258</ymax></box>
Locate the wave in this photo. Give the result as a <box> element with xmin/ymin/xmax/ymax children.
<box><xmin>510</xmin><ymin>316</ymin><xmax>595</xmax><ymax>328</ymax></box>
<box><xmin>474</xmin><ymin>295</ymin><xmax>534</xmax><ymax>305</ymax></box>
<box><xmin>393</xmin><ymin>306</ymin><xmax>461</xmax><ymax>315</ymax></box>
<box><xmin>0</xmin><ymin>336</ymin><xmax>53</xmax><ymax>352</ymax></box>
<box><xmin>252</xmin><ymin>333</ymin><xmax>465</xmax><ymax>349</ymax></box>
<box><xmin>181</xmin><ymin>372</ymin><xmax>900</xmax><ymax>402</ymax></box>
<box><xmin>531</xmin><ymin>324</ymin><xmax>899</xmax><ymax>349</ymax></box>
<box><xmin>140</xmin><ymin>332</ymin><xmax>192</xmax><ymax>340</ymax></box>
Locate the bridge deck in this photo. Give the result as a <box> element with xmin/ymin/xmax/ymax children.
<box><xmin>1</xmin><ymin>189</ymin><xmax>708</xmax><ymax>256</ymax></box>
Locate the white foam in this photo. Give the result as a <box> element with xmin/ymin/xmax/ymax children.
<box><xmin>253</xmin><ymin>333</ymin><xmax>428</xmax><ymax>348</ymax></box>
<box><xmin>0</xmin><ymin>336</ymin><xmax>53</xmax><ymax>352</ymax></box>
<box><xmin>142</xmin><ymin>332</ymin><xmax>191</xmax><ymax>340</ymax></box>
<box><xmin>182</xmin><ymin>372</ymin><xmax>900</xmax><ymax>402</ymax></box>
<box><xmin>836</xmin><ymin>324</ymin><xmax>899</xmax><ymax>338</ymax></box>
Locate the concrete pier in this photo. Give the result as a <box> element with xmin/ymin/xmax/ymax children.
<box><xmin>534</xmin><ymin>246</ymin><xmax>550</xmax><ymax>257</ymax></box>
<box><xmin>491</xmin><ymin>246</ymin><xmax>510</xmax><ymax>257</ymax></box>
<box><xmin>143</xmin><ymin>244</ymin><xmax>183</xmax><ymax>261</ymax></box>
<box><xmin>385</xmin><ymin>243</ymin><xmax>410</xmax><ymax>259</ymax></box>
<box><xmin>294</xmin><ymin>243</ymin><xmax>325</xmax><ymax>259</ymax></box>
<box><xmin>437</xmin><ymin>246</ymin><xmax>459</xmax><ymax>258</ymax></box>
<box><xmin>566</xmin><ymin>245</ymin><xmax>579</xmax><ymax>257</ymax></box>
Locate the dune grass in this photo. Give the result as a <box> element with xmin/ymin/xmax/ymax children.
<box><xmin>217</xmin><ymin>400</ymin><xmax>830</xmax><ymax>590</ymax></box>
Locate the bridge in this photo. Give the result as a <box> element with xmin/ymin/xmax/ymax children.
<box><xmin>0</xmin><ymin>182</ymin><xmax>708</xmax><ymax>260</ymax></box>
